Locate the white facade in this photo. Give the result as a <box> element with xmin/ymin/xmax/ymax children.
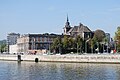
<box><xmin>9</xmin><ymin>44</ymin><xmax>18</xmax><ymax>54</ymax></box>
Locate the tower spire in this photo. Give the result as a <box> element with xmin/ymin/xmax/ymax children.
<box><xmin>63</xmin><ymin>14</ymin><xmax>71</xmax><ymax>35</ymax></box>
<box><xmin>67</xmin><ymin>14</ymin><xmax>69</xmax><ymax>22</ymax></box>
<box><xmin>65</xmin><ymin>14</ymin><xmax>70</xmax><ymax>28</ymax></box>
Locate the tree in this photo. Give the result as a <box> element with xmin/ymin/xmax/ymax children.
<box><xmin>62</xmin><ymin>35</ymin><xmax>70</xmax><ymax>53</ymax></box>
<box><xmin>93</xmin><ymin>29</ymin><xmax>106</xmax><ymax>53</ymax></box>
<box><xmin>0</xmin><ymin>44</ymin><xmax>6</xmax><ymax>53</ymax></box>
<box><xmin>90</xmin><ymin>36</ymin><xmax>97</xmax><ymax>53</ymax></box>
<box><xmin>75</xmin><ymin>35</ymin><xmax>83</xmax><ymax>53</ymax></box>
<box><xmin>102</xmin><ymin>37</ymin><xmax>109</xmax><ymax>52</ymax></box>
<box><xmin>0</xmin><ymin>40</ymin><xmax>6</xmax><ymax>53</ymax></box>
<box><xmin>114</xmin><ymin>27</ymin><xmax>120</xmax><ymax>52</ymax></box>
<box><xmin>68</xmin><ymin>37</ymin><xmax>74</xmax><ymax>49</ymax></box>
<box><xmin>51</xmin><ymin>37</ymin><xmax>62</xmax><ymax>53</ymax></box>
<box><xmin>63</xmin><ymin>36</ymin><xmax>69</xmax><ymax>49</ymax></box>
<box><xmin>94</xmin><ymin>29</ymin><xmax>105</xmax><ymax>42</ymax></box>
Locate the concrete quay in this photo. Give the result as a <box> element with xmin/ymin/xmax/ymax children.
<box><xmin>0</xmin><ymin>54</ymin><xmax>120</xmax><ymax>63</ymax></box>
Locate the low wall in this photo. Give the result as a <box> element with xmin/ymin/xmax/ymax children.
<box><xmin>0</xmin><ymin>54</ymin><xmax>120</xmax><ymax>63</ymax></box>
<box><xmin>0</xmin><ymin>55</ymin><xmax>17</xmax><ymax>61</ymax></box>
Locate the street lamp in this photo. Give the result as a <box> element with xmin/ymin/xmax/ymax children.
<box><xmin>0</xmin><ymin>45</ymin><xmax>1</xmax><ymax>53</ymax></box>
<box><xmin>48</xmin><ymin>35</ymin><xmax>51</xmax><ymax>54</ymax></box>
<box><xmin>77</xmin><ymin>43</ymin><xmax>78</xmax><ymax>54</ymax></box>
<box><xmin>59</xmin><ymin>43</ymin><xmax>61</xmax><ymax>55</ymax></box>
<box><xmin>85</xmin><ymin>38</ymin><xmax>90</xmax><ymax>53</ymax></box>
<box><xmin>115</xmin><ymin>40</ymin><xmax>118</xmax><ymax>52</ymax></box>
<box><xmin>97</xmin><ymin>42</ymin><xmax>99</xmax><ymax>53</ymax></box>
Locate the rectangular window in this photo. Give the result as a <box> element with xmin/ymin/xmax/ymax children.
<box><xmin>36</xmin><ymin>37</ymin><xmax>39</xmax><ymax>42</ymax></box>
<box><xmin>31</xmin><ymin>37</ymin><xmax>35</xmax><ymax>42</ymax></box>
<box><xmin>44</xmin><ymin>37</ymin><xmax>47</xmax><ymax>42</ymax></box>
<box><xmin>42</xmin><ymin>37</ymin><xmax>44</xmax><ymax>42</ymax></box>
<box><xmin>38</xmin><ymin>37</ymin><xmax>40</xmax><ymax>42</ymax></box>
<box><xmin>40</xmin><ymin>37</ymin><xmax>42</xmax><ymax>42</ymax></box>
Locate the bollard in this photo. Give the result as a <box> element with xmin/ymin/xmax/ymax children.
<box><xmin>35</xmin><ymin>58</ymin><xmax>39</xmax><ymax>62</ymax></box>
<box><xmin>18</xmin><ymin>55</ymin><xmax>21</xmax><ymax>62</ymax></box>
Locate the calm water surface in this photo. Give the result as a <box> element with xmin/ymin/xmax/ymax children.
<box><xmin>0</xmin><ymin>61</ymin><xmax>120</xmax><ymax>80</ymax></box>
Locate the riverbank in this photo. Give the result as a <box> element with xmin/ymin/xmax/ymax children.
<box><xmin>0</xmin><ymin>54</ymin><xmax>120</xmax><ymax>63</ymax></box>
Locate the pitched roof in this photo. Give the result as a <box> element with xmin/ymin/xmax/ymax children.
<box><xmin>68</xmin><ymin>23</ymin><xmax>91</xmax><ymax>33</ymax></box>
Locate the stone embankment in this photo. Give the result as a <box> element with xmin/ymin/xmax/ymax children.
<box><xmin>0</xmin><ymin>54</ymin><xmax>120</xmax><ymax>63</ymax></box>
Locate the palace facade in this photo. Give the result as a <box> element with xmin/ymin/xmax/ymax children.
<box><xmin>17</xmin><ymin>33</ymin><xmax>63</xmax><ymax>54</ymax></box>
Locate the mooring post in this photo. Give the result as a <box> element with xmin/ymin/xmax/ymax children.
<box><xmin>35</xmin><ymin>58</ymin><xmax>39</xmax><ymax>62</ymax></box>
<box><xmin>18</xmin><ymin>55</ymin><xmax>21</xmax><ymax>62</ymax></box>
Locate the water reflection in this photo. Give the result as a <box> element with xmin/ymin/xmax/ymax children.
<box><xmin>0</xmin><ymin>61</ymin><xmax>120</xmax><ymax>80</ymax></box>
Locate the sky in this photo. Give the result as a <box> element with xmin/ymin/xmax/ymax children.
<box><xmin>0</xmin><ymin>0</ymin><xmax>120</xmax><ymax>40</ymax></box>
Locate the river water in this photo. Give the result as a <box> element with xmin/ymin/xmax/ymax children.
<box><xmin>0</xmin><ymin>61</ymin><xmax>120</xmax><ymax>80</ymax></box>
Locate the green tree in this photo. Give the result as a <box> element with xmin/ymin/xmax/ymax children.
<box><xmin>103</xmin><ymin>37</ymin><xmax>108</xmax><ymax>43</ymax></box>
<box><xmin>68</xmin><ymin>37</ymin><xmax>74</xmax><ymax>49</ymax></box>
<box><xmin>102</xmin><ymin>37</ymin><xmax>109</xmax><ymax>52</ymax></box>
<box><xmin>63</xmin><ymin>36</ymin><xmax>69</xmax><ymax>49</ymax></box>
<box><xmin>62</xmin><ymin>35</ymin><xmax>70</xmax><ymax>53</ymax></box>
<box><xmin>90</xmin><ymin>36</ymin><xmax>97</xmax><ymax>53</ymax></box>
<box><xmin>0</xmin><ymin>44</ymin><xmax>6</xmax><ymax>53</ymax></box>
<box><xmin>94</xmin><ymin>29</ymin><xmax>106</xmax><ymax>53</ymax></box>
<box><xmin>94</xmin><ymin>29</ymin><xmax>105</xmax><ymax>42</ymax></box>
<box><xmin>51</xmin><ymin>37</ymin><xmax>62</xmax><ymax>53</ymax></box>
<box><xmin>75</xmin><ymin>35</ymin><xmax>83</xmax><ymax>53</ymax></box>
<box><xmin>114</xmin><ymin>27</ymin><xmax>120</xmax><ymax>52</ymax></box>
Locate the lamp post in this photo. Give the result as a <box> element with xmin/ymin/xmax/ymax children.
<box><xmin>0</xmin><ymin>45</ymin><xmax>1</xmax><ymax>53</ymax></box>
<box><xmin>48</xmin><ymin>35</ymin><xmax>50</xmax><ymax>54</ymax></box>
<box><xmin>97</xmin><ymin>42</ymin><xmax>100</xmax><ymax>53</ymax></box>
<box><xmin>102</xmin><ymin>43</ymin><xmax>104</xmax><ymax>53</ymax></box>
<box><xmin>85</xmin><ymin>41</ymin><xmax>87</xmax><ymax>53</ymax></box>
<box><xmin>24</xmin><ymin>38</ymin><xmax>25</xmax><ymax>54</ymax></box>
<box><xmin>85</xmin><ymin>38</ymin><xmax>90</xmax><ymax>53</ymax></box>
<box><xmin>115</xmin><ymin>40</ymin><xmax>118</xmax><ymax>53</ymax></box>
<box><xmin>59</xmin><ymin>43</ymin><xmax>61</xmax><ymax>55</ymax></box>
<box><xmin>77</xmin><ymin>43</ymin><xmax>78</xmax><ymax>54</ymax></box>
<box><xmin>32</xmin><ymin>38</ymin><xmax>35</xmax><ymax>51</ymax></box>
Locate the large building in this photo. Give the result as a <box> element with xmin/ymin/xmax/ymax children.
<box><xmin>63</xmin><ymin>16</ymin><xmax>93</xmax><ymax>40</ymax></box>
<box><xmin>17</xmin><ymin>33</ymin><xmax>62</xmax><ymax>54</ymax></box>
<box><xmin>7</xmin><ymin>33</ymin><xmax>20</xmax><ymax>52</ymax></box>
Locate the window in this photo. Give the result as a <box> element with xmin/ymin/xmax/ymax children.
<box><xmin>36</xmin><ymin>37</ymin><xmax>39</xmax><ymax>42</ymax></box>
<box><xmin>44</xmin><ymin>37</ymin><xmax>47</xmax><ymax>42</ymax></box>
<box><xmin>42</xmin><ymin>37</ymin><xmax>44</xmax><ymax>42</ymax></box>
<box><xmin>40</xmin><ymin>37</ymin><xmax>42</xmax><ymax>42</ymax></box>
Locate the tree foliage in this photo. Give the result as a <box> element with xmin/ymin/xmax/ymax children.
<box><xmin>90</xmin><ymin>36</ymin><xmax>97</xmax><ymax>53</ymax></box>
<box><xmin>0</xmin><ymin>44</ymin><xmax>6</xmax><ymax>53</ymax></box>
<box><xmin>63</xmin><ymin>36</ymin><xmax>69</xmax><ymax>49</ymax></box>
<box><xmin>75</xmin><ymin>35</ymin><xmax>83</xmax><ymax>53</ymax></box>
<box><xmin>94</xmin><ymin>29</ymin><xmax>105</xmax><ymax>42</ymax></box>
<box><xmin>114</xmin><ymin>27</ymin><xmax>120</xmax><ymax>52</ymax></box>
<box><xmin>51</xmin><ymin>29</ymin><xmax>108</xmax><ymax>54</ymax></box>
<box><xmin>51</xmin><ymin>37</ymin><xmax>62</xmax><ymax>53</ymax></box>
<box><xmin>51</xmin><ymin>35</ymin><xmax>84</xmax><ymax>54</ymax></box>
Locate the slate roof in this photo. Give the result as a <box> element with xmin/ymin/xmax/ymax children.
<box><xmin>67</xmin><ymin>23</ymin><xmax>91</xmax><ymax>34</ymax></box>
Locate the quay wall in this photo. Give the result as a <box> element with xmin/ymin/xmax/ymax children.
<box><xmin>0</xmin><ymin>55</ymin><xmax>17</xmax><ymax>61</ymax></box>
<box><xmin>0</xmin><ymin>54</ymin><xmax>120</xmax><ymax>63</ymax></box>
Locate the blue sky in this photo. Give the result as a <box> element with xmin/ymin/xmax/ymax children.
<box><xmin>0</xmin><ymin>0</ymin><xmax>120</xmax><ymax>40</ymax></box>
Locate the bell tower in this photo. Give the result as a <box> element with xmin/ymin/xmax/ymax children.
<box><xmin>63</xmin><ymin>15</ymin><xmax>71</xmax><ymax>35</ymax></box>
